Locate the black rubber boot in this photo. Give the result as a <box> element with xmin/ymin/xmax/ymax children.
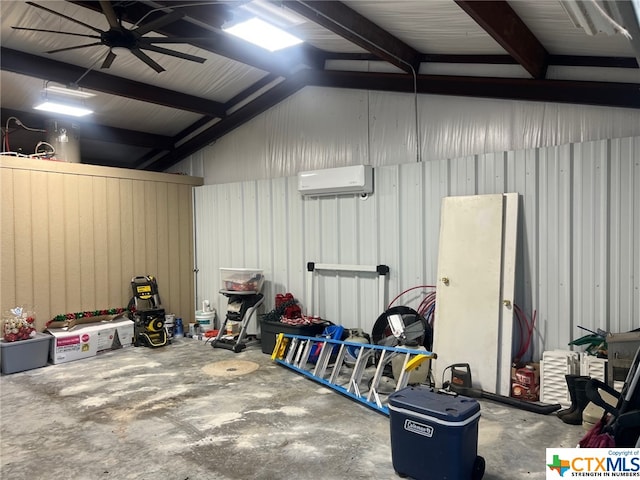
<box><xmin>557</xmin><ymin>375</ymin><xmax>589</xmax><ymax>419</ymax></box>
<box><xmin>557</xmin><ymin>375</ymin><xmax>579</xmax><ymax>418</ymax></box>
<box><xmin>561</xmin><ymin>377</ymin><xmax>591</xmax><ymax>425</ymax></box>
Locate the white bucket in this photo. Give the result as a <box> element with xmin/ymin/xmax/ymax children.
<box><xmin>195</xmin><ymin>310</ymin><xmax>216</xmax><ymax>332</ymax></box>
<box><xmin>164</xmin><ymin>314</ymin><xmax>175</xmax><ymax>337</ymax></box>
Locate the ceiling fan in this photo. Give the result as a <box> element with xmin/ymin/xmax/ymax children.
<box><xmin>12</xmin><ymin>1</ymin><xmax>208</xmax><ymax>73</ymax></box>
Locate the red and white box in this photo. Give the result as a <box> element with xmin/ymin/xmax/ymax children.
<box><xmin>47</xmin><ymin>318</ymin><xmax>134</xmax><ymax>365</ymax></box>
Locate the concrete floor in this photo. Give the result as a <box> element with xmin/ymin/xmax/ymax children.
<box><xmin>1</xmin><ymin>338</ymin><xmax>584</xmax><ymax>480</ymax></box>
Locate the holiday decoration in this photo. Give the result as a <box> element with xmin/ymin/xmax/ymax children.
<box><xmin>46</xmin><ymin>308</ymin><xmax>129</xmax><ymax>329</ymax></box>
<box><xmin>3</xmin><ymin>306</ymin><xmax>37</xmax><ymax>342</ymax></box>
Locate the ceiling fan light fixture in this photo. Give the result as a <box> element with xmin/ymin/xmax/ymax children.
<box><xmin>223</xmin><ymin>17</ymin><xmax>303</xmax><ymax>52</ymax></box>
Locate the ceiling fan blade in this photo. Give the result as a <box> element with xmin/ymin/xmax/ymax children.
<box><xmin>139</xmin><ymin>44</ymin><xmax>206</xmax><ymax>63</ymax></box>
<box><xmin>130</xmin><ymin>48</ymin><xmax>165</xmax><ymax>73</ymax></box>
<box><xmin>134</xmin><ymin>10</ymin><xmax>184</xmax><ymax>36</ymax></box>
<box><xmin>25</xmin><ymin>1</ymin><xmax>104</xmax><ymax>34</ymax></box>
<box><xmin>99</xmin><ymin>1</ymin><xmax>120</xmax><ymax>29</ymax></box>
<box><xmin>101</xmin><ymin>50</ymin><xmax>117</xmax><ymax>69</ymax></box>
<box><xmin>12</xmin><ymin>26</ymin><xmax>101</xmax><ymax>40</ymax></box>
<box><xmin>45</xmin><ymin>42</ymin><xmax>103</xmax><ymax>54</ymax></box>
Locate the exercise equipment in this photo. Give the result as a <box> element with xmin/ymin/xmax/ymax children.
<box><xmin>272</xmin><ymin>332</ymin><xmax>436</xmax><ymax>415</ymax></box>
<box><xmin>129</xmin><ymin>275</ymin><xmax>168</xmax><ymax>348</ymax></box>
<box><xmin>210</xmin><ymin>290</ymin><xmax>264</xmax><ymax>353</ymax></box>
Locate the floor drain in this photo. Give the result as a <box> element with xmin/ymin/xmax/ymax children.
<box><xmin>202</xmin><ymin>360</ymin><xmax>259</xmax><ymax>377</ymax></box>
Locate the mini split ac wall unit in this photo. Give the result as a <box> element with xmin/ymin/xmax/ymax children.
<box><xmin>297</xmin><ymin>165</ymin><xmax>373</xmax><ymax>196</ymax></box>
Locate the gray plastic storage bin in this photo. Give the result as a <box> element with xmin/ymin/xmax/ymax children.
<box><xmin>0</xmin><ymin>333</ymin><xmax>51</xmax><ymax>374</ymax></box>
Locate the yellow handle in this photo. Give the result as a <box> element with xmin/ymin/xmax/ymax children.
<box><xmin>271</xmin><ymin>332</ymin><xmax>288</xmax><ymax>360</ymax></box>
<box><xmin>405</xmin><ymin>354</ymin><xmax>431</xmax><ymax>372</ymax></box>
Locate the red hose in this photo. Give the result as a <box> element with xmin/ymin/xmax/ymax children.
<box><xmin>387</xmin><ymin>285</ymin><xmax>436</xmax><ymax>309</ymax></box>
<box><xmin>513</xmin><ymin>304</ymin><xmax>536</xmax><ymax>361</ymax></box>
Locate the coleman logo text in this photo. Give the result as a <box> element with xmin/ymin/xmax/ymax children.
<box><xmin>404</xmin><ymin>419</ymin><xmax>434</xmax><ymax>438</ymax></box>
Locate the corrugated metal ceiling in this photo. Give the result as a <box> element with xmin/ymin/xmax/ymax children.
<box><xmin>1</xmin><ymin>0</ymin><xmax>638</xmax><ymax>170</ymax></box>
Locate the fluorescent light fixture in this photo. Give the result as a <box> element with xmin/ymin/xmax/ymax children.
<box><xmin>239</xmin><ymin>0</ymin><xmax>307</xmax><ymax>28</ymax></box>
<box><xmin>224</xmin><ymin>17</ymin><xmax>303</xmax><ymax>52</ymax></box>
<box><xmin>45</xmin><ymin>85</ymin><xmax>96</xmax><ymax>99</ymax></box>
<box><xmin>34</xmin><ymin>100</ymin><xmax>93</xmax><ymax>117</ymax></box>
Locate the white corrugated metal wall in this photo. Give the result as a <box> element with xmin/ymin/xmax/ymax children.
<box><xmin>194</xmin><ymin>135</ymin><xmax>639</xmax><ymax>360</ymax></box>
<box><xmin>171</xmin><ymin>88</ymin><xmax>640</xmax><ymax>184</ymax></box>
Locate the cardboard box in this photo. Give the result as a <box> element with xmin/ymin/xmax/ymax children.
<box><xmin>94</xmin><ymin>319</ymin><xmax>134</xmax><ymax>352</ymax></box>
<box><xmin>0</xmin><ymin>333</ymin><xmax>52</xmax><ymax>374</ymax></box>
<box><xmin>607</xmin><ymin>331</ymin><xmax>640</xmax><ymax>385</ymax></box>
<box><xmin>47</xmin><ymin>319</ymin><xmax>134</xmax><ymax>365</ymax></box>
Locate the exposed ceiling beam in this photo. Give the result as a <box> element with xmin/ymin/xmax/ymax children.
<box><xmin>455</xmin><ymin>0</ymin><xmax>548</xmax><ymax>79</ymax></box>
<box><xmin>1</xmin><ymin>108</ymin><xmax>173</xmax><ymax>148</ymax></box>
<box><xmin>135</xmin><ymin>116</ymin><xmax>223</xmax><ymax>169</ymax></box>
<box><xmin>0</xmin><ymin>48</ymin><xmax>226</xmax><ymax>117</ymax></box>
<box><xmin>548</xmin><ymin>54</ymin><xmax>638</xmax><ymax>69</ymax></box>
<box><xmin>147</xmin><ymin>0</ymin><xmax>233</xmax><ymax>30</ymax></box>
<box><xmin>307</xmin><ymin>70</ymin><xmax>640</xmax><ymax>109</ymax></box>
<box><xmin>283</xmin><ymin>1</ymin><xmax>421</xmax><ymax>74</ymax></box>
<box><xmin>326</xmin><ymin>52</ymin><xmax>639</xmax><ymax>69</ymax></box>
<box><xmin>131</xmin><ymin>149</ymin><xmax>171</xmax><ymax>171</ymax></box>
<box><xmin>150</xmin><ymin>72</ymin><xmax>290</xmax><ymax>166</ymax></box>
<box><xmin>146</xmin><ymin>72</ymin><xmax>310</xmax><ymax>171</ymax></box>
<box><xmin>69</xmin><ymin>1</ymin><xmax>326</xmax><ymax>75</ymax></box>
<box><xmin>223</xmin><ymin>73</ymin><xmax>283</xmax><ymax>111</ymax></box>
<box><xmin>81</xmin><ymin>147</ymin><xmax>157</xmax><ymax>169</ymax></box>
<box><xmin>79</xmin><ymin>124</ymin><xmax>173</xmax><ymax>149</ymax></box>
<box><xmin>137</xmin><ymin>73</ymin><xmax>286</xmax><ymax>169</ymax></box>
<box><xmin>174</xmin><ymin>116</ymin><xmax>219</xmax><ymax>144</ymax></box>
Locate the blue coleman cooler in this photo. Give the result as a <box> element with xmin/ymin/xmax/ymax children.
<box><xmin>388</xmin><ymin>386</ymin><xmax>485</xmax><ymax>480</ymax></box>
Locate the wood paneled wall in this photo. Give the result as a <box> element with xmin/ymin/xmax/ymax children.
<box><xmin>1</xmin><ymin>156</ymin><xmax>202</xmax><ymax>331</ymax></box>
